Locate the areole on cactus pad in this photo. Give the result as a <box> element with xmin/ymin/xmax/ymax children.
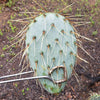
<box><xmin>25</xmin><ymin>13</ymin><xmax>77</xmax><ymax>93</ymax></box>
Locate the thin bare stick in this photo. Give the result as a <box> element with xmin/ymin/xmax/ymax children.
<box><xmin>33</xmin><ymin>0</ymin><xmax>47</xmax><ymax>12</ymax></box>
<box><xmin>77</xmin><ymin>39</ymin><xmax>82</xmax><ymax>43</ymax></box>
<box><xmin>66</xmin><ymin>18</ymin><xmax>84</xmax><ymax>21</ymax></box>
<box><xmin>58</xmin><ymin>2</ymin><xmax>75</xmax><ymax>13</ymax></box>
<box><xmin>10</xmin><ymin>16</ymin><xmax>37</xmax><ymax>21</ymax></box>
<box><xmin>70</xmin><ymin>47</ymin><xmax>89</xmax><ymax>64</ymax></box>
<box><xmin>64</xmin><ymin>14</ymin><xmax>85</xmax><ymax>17</ymax></box>
<box><xmin>73</xmin><ymin>70</ymin><xmax>80</xmax><ymax>85</ymax></box>
<box><xmin>11</xmin><ymin>26</ymin><xmax>28</xmax><ymax>43</ymax></box>
<box><xmin>20</xmin><ymin>11</ymin><xmax>42</xmax><ymax>15</ymax></box>
<box><xmin>6</xmin><ymin>35</ymin><xmax>25</xmax><ymax>50</ymax></box>
<box><xmin>19</xmin><ymin>50</ymin><xmax>27</xmax><ymax>67</ymax></box>
<box><xmin>9</xmin><ymin>20</ymin><xmax>29</xmax><ymax>23</ymax></box>
<box><xmin>73</xmin><ymin>22</ymin><xmax>91</xmax><ymax>24</ymax></box>
<box><xmin>61</xmin><ymin>13</ymin><xmax>72</xmax><ymax>16</ymax></box>
<box><xmin>19</xmin><ymin>39</ymin><xmax>35</xmax><ymax>66</ymax></box>
<box><xmin>75</xmin><ymin>54</ymin><xmax>89</xmax><ymax>64</ymax></box>
<box><xmin>66</xmin><ymin>15</ymin><xmax>85</xmax><ymax>17</ymax></box>
<box><xmin>77</xmin><ymin>43</ymin><xmax>94</xmax><ymax>59</ymax></box>
<box><xmin>19</xmin><ymin>47</ymin><xmax>28</xmax><ymax>67</ymax></box>
<box><xmin>72</xmin><ymin>27</ymin><xmax>95</xmax><ymax>42</ymax></box>
<box><xmin>20</xmin><ymin>63</ymin><xmax>30</xmax><ymax>73</ymax></box>
<box><xmin>11</xmin><ymin>25</ymin><xmax>27</xmax><ymax>42</ymax></box>
<box><xmin>20</xmin><ymin>11</ymin><xmax>39</xmax><ymax>14</ymax></box>
<box><xmin>79</xmin><ymin>64</ymin><xmax>87</xmax><ymax>71</ymax></box>
<box><xmin>70</xmin><ymin>65</ymin><xmax>80</xmax><ymax>85</ymax></box>
<box><xmin>20</xmin><ymin>56</ymin><xmax>27</xmax><ymax>73</ymax></box>
<box><xmin>20</xmin><ymin>38</ymin><xmax>25</xmax><ymax>52</ymax></box>
<box><xmin>76</xmin><ymin>32</ymin><xmax>95</xmax><ymax>42</ymax></box>
<box><xmin>5</xmin><ymin>48</ymin><xmax>25</xmax><ymax>67</ymax></box>
<box><xmin>24</xmin><ymin>8</ymin><xmax>33</xmax><ymax>17</ymax></box>
<box><xmin>74</xmin><ymin>22</ymin><xmax>91</xmax><ymax>27</ymax></box>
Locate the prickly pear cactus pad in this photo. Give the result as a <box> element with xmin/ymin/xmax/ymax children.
<box><xmin>26</xmin><ymin>13</ymin><xmax>77</xmax><ymax>93</ymax></box>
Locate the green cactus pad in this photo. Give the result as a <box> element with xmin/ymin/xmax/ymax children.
<box><xmin>26</xmin><ymin>13</ymin><xmax>77</xmax><ymax>93</ymax></box>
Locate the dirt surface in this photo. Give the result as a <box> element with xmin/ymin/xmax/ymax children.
<box><xmin>0</xmin><ymin>0</ymin><xmax>100</xmax><ymax>100</ymax></box>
